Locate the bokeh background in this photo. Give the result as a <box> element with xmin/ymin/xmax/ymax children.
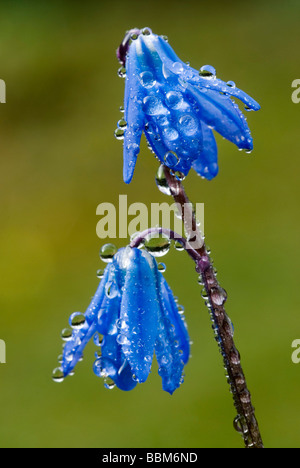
<box><xmin>0</xmin><ymin>0</ymin><xmax>299</xmax><ymax>448</ymax></box>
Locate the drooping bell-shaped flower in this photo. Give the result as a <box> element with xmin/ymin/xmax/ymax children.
<box><xmin>116</xmin><ymin>28</ymin><xmax>260</xmax><ymax>183</ymax></box>
<box><xmin>54</xmin><ymin>246</ymin><xmax>190</xmax><ymax>394</ymax></box>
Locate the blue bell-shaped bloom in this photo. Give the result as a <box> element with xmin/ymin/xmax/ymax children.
<box><xmin>55</xmin><ymin>246</ymin><xmax>190</xmax><ymax>394</ymax></box>
<box><xmin>117</xmin><ymin>28</ymin><xmax>260</xmax><ymax>183</ymax></box>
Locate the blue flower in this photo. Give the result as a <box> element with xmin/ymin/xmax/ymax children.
<box><xmin>55</xmin><ymin>246</ymin><xmax>190</xmax><ymax>394</ymax></box>
<box><xmin>117</xmin><ymin>28</ymin><xmax>260</xmax><ymax>183</ymax></box>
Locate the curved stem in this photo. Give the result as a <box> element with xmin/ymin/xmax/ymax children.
<box><xmin>162</xmin><ymin>166</ymin><xmax>264</xmax><ymax>449</ymax></box>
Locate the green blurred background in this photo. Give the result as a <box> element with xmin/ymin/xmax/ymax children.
<box><xmin>0</xmin><ymin>0</ymin><xmax>299</xmax><ymax>448</ymax></box>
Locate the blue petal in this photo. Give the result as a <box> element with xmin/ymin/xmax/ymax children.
<box><xmin>159</xmin><ymin>275</ymin><xmax>190</xmax><ymax>365</ymax></box>
<box><xmin>155</xmin><ymin>274</ymin><xmax>190</xmax><ymax>395</ymax></box>
<box><xmin>186</xmin><ymin>84</ymin><xmax>253</xmax><ymax>150</ymax></box>
<box><xmin>118</xmin><ymin>248</ymin><xmax>159</xmax><ymax>383</ymax></box>
<box><xmin>61</xmin><ymin>266</ymin><xmax>111</xmax><ymax>376</ymax></box>
<box><xmin>192</xmin><ymin>122</ymin><xmax>218</xmax><ymax>180</ymax></box>
<box><xmin>97</xmin><ymin>266</ymin><xmax>120</xmax><ymax>335</ymax></box>
<box><xmin>123</xmin><ymin>42</ymin><xmax>146</xmax><ymax>183</ymax></box>
<box><xmin>94</xmin><ymin>335</ymin><xmax>137</xmax><ymax>391</ymax></box>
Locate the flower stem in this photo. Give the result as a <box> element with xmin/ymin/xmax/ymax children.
<box><xmin>162</xmin><ymin>166</ymin><xmax>264</xmax><ymax>449</ymax></box>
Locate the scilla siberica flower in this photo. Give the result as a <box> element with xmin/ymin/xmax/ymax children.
<box><xmin>54</xmin><ymin>246</ymin><xmax>190</xmax><ymax>394</ymax></box>
<box><xmin>116</xmin><ymin>28</ymin><xmax>260</xmax><ymax>183</ymax></box>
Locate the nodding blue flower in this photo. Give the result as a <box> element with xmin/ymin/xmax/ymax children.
<box><xmin>55</xmin><ymin>246</ymin><xmax>190</xmax><ymax>395</ymax></box>
<box><xmin>116</xmin><ymin>27</ymin><xmax>260</xmax><ymax>183</ymax></box>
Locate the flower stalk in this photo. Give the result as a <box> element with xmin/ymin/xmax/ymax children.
<box><xmin>162</xmin><ymin>166</ymin><xmax>264</xmax><ymax>448</ymax></box>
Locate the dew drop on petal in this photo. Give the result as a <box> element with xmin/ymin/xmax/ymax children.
<box><xmin>105</xmin><ymin>281</ymin><xmax>118</xmax><ymax>299</ymax></box>
<box><xmin>163</xmin><ymin>127</ymin><xmax>179</xmax><ymax>142</ymax></box>
<box><xmin>70</xmin><ymin>312</ymin><xmax>86</xmax><ymax>329</ymax></box>
<box><xmin>199</xmin><ymin>65</ymin><xmax>216</xmax><ymax>78</ymax></box>
<box><xmin>104</xmin><ymin>377</ymin><xmax>116</xmax><ymax>390</ymax></box>
<box><xmin>130</xmin><ymin>32</ymin><xmax>139</xmax><ymax>40</ymax></box>
<box><xmin>227</xmin><ymin>80</ymin><xmax>236</xmax><ymax>88</ymax></box>
<box><xmin>172</xmin><ymin>62</ymin><xmax>184</xmax><ymax>74</ymax></box>
<box><xmin>157</xmin><ymin>262</ymin><xmax>166</xmax><ymax>273</ymax></box>
<box><xmin>117</xmin><ymin>118</ymin><xmax>127</xmax><ymax>129</ymax></box>
<box><xmin>164</xmin><ymin>151</ymin><xmax>179</xmax><ymax>167</ymax></box>
<box><xmin>99</xmin><ymin>243</ymin><xmax>118</xmax><ymax>263</ymax></box>
<box><xmin>96</xmin><ymin>269</ymin><xmax>105</xmax><ymax>279</ymax></box>
<box><xmin>143</xmin><ymin>95</ymin><xmax>167</xmax><ymax>116</ymax></box>
<box><xmin>52</xmin><ymin>367</ymin><xmax>64</xmax><ymax>383</ymax></box>
<box><xmin>114</xmin><ymin>128</ymin><xmax>125</xmax><ymax>140</ymax></box>
<box><xmin>61</xmin><ymin>328</ymin><xmax>72</xmax><ymax>342</ymax></box>
<box><xmin>142</xmin><ymin>27</ymin><xmax>152</xmax><ymax>35</ymax></box>
<box><xmin>179</xmin><ymin>114</ymin><xmax>198</xmax><ymax>136</ymax></box>
<box><xmin>165</xmin><ymin>91</ymin><xmax>184</xmax><ymax>109</ymax></box>
<box><xmin>118</xmin><ymin>66</ymin><xmax>126</xmax><ymax>78</ymax></box>
<box><xmin>139</xmin><ymin>71</ymin><xmax>156</xmax><ymax>89</ymax></box>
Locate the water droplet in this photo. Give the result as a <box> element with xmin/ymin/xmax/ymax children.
<box><xmin>164</xmin><ymin>150</ymin><xmax>179</xmax><ymax>167</ymax></box>
<box><xmin>61</xmin><ymin>328</ymin><xmax>72</xmax><ymax>342</ymax></box>
<box><xmin>244</xmin><ymin>105</ymin><xmax>253</xmax><ymax>112</ymax></box>
<box><xmin>224</xmin><ymin>313</ymin><xmax>234</xmax><ymax>336</ymax></box>
<box><xmin>199</xmin><ymin>65</ymin><xmax>216</xmax><ymax>78</ymax></box>
<box><xmin>161</xmin><ymin>35</ymin><xmax>168</xmax><ymax>42</ymax></box>
<box><xmin>116</xmin><ymin>334</ymin><xmax>130</xmax><ymax>345</ymax></box>
<box><xmin>174</xmin><ymin>240</ymin><xmax>184</xmax><ymax>251</ymax></box>
<box><xmin>179</xmin><ymin>114</ymin><xmax>198</xmax><ymax>136</ymax></box>
<box><xmin>70</xmin><ymin>312</ymin><xmax>86</xmax><ymax>329</ymax></box>
<box><xmin>227</xmin><ymin>80</ymin><xmax>236</xmax><ymax>88</ymax></box>
<box><xmin>165</xmin><ymin>91</ymin><xmax>184</xmax><ymax>109</ymax></box>
<box><xmin>143</xmin><ymin>95</ymin><xmax>167</xmax><ymax>116</ymax></box>
<box><xmin>119</xmin><ymin>105</ymin><xmax>124</xmax><ymax>113</ymax></box>
<box><xmin>142</xmin><ymin>27</ymin><xmax>152</xmax><ymax>36</ymax></box>
<box><xmin>201</xmin><ymin>288</ymin><xmax>209</xmax><ymax>301</ymax></box>
<box><xmin>157</xmin><ymin>262</ymin><xmax>166</xmax><ymax>273</ymax></box>
<box><xmin>172</xmin><ymin>62</ymin><xmax>184</xmax><ymax>74</ymax></box>
<box><xmin>139</xmin><ymin>71</ymin><xmax>156</xmax><ymax>89</ymax></box>
<box><xmin>163</xmin><ymin>127</ymin><xmax>179</xmax><ymax>142</ymax></box>
<box><xmin>130</xmin><ymin>32</ymin><xmax>139</xmax><ymax>40</ymax></box>
<box><xmin>118</xmin><ymin>66</ymin><xmax>126</xmax><ymax>78</ymax></box>
<box><xmin>144</xmin><ymin>233</ymin><xmax>171</xmax><ymax>257</ymax></box>
<box><xmin>211</xmin><ymin>287</ymin><xmax>227</xmax><ymax>306</ymax></box>
<box><xmin>99</xmin><ymin>243</ymin><xmax>118</xmax><ymax>263</ymax></box>
<box><xmin>105</xmin><ymin>281</ymin><xmax>118</xmax><ymax>299</ymax></box>
<box><xmin>155</xmin><ymin>165</ymin><xmax>171</xmax><ymax>196</ymax></box>
<box><xmin>118</xmin><ymin>118</ymin><xmax>127</xmax><ymax>129</ymax></box>
<box><xmin>177</xmin><ymin>305</ymin><xmax>185</xmax><ymax>315</ymax></box>
<box><xmin>145</xmin><ymin>121</ymin><xmax>157</xmax><ymax>135</ymax></box>
<box><xmin>171</xmin><ymin>170</ymin><xmax>185</xmax><ymax>181</ymax></box>
<box><xmin>230</xmin><ymin>348</ymin><xmax>240</xmax><ymax>365</ymax></box>
<box><xmin>52</xmin><ymin>367</ymin><xmax>64</xmax><ymax>383</ymax></box>
<box><xmin>57</xmin><ymin>354</ymin><xmax>63</xmax><ymax>363</ymax></box>
<box><xmin>104</xmin><ymin>377</ymin><xmax>116</xmax><ymax>390</ymax></box>
<box><xmin>240</xmin><ymin>390</ymin><xmax>251</xmax><ymax>404</ymax></box>
<box><xmin>234</xmin><ymin>415</ymin><xmax>247</xmax><ymax>435</ymax></box>
<box><xmin>93</xmin><ymin>333</ymin><xmax>104</xmax><ymax>347</ymax></box>
<box><xmin>197</xmin><ymin>275</ymin><xmax>204</xmax><ymax>285</ymax></box>
<box><xmin>96</xmin><ymin>269</ymin><xmax>105</xmax><ymax>279</ymax></box>
<box><xmin>114</xmin><ymin>127</ymin><xmax>125</xmax><ymax>140</ymax></box>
